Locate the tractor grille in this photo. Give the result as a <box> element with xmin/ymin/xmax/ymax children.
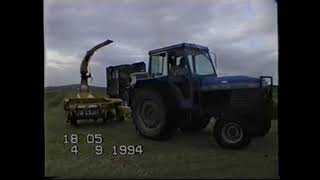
<box><xmin>230</xmin><ymin>89</ymin><xmax>262</xmax><ymax>108</ymax></box>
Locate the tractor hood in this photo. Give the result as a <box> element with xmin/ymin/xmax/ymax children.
<box><xmin>199</xmin><ymin>75</ymin><xmax>262</xmax><ymax>91</ymax></box>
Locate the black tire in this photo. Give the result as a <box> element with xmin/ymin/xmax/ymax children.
<box><xmin>115</xmin><ymin>109</ymin><xmax>125</xmax><ymax>122</ymax></box>
<box><xmin>118</xmin><ymin>114</ymin><xmax>125</xmax><ymax>121</ymax></box>
<box><xmin>70</xmin><ymin>112</ymin><xmax>78</xmax><ymax>126</ymax></box>
<box><xmin>131</xmin><ymin>88</ymin><xmax>176</xmax><ymax>140</ymax></box>
<box><xmin>213</xmin><ymin>116</ymin><xmax>251</xmax><ymax>149</ymax></box>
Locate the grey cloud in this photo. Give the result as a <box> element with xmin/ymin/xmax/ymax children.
<box><xmin>45</xmin><ymin>0</ymin><xmax>278</xmax><ymax>87</ymax></box>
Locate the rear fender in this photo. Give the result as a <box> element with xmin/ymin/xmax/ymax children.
<box><xmin>130</xmin><ymin>78</ymin><xmax>186</xmax><ymax>108</ymax></box>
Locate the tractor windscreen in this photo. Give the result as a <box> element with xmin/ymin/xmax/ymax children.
<box><xmin>186</xmin><ymin>49</ymin><xmax>216</xmax><ymax>76</ymax></box>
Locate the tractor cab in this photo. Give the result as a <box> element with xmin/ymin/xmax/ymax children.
<box><xmin>148</xmin><ymin>43</ymin><xmax>217</xmax><ymax>78</ymax></box>
<box><xmin>147</xmin><ymin>43</ymin><xmax>272</xmax><ymax>93</ymax></box>
<box><xmin>146</xmin><ymin>43</ymin><xmax>220</xmax><ymax>102</ymax></box>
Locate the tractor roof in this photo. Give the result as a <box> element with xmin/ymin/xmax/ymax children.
<box><xmin>148</xmin><ymin>43</ymin><xmax>209</xmax><ymax>55</ymax></box>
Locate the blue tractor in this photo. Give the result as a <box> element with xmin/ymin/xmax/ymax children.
<box><xmin>128</xmin><ymin>43</ymin><xmax>273</xmax><ymax>149</ymax></box>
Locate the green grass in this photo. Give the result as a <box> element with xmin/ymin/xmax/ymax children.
<box><xmin>45</xmin><ymin>88</ymin><xmax>279</xmax><ymax>179</ymax></box>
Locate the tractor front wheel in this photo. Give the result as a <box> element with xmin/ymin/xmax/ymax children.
<box><xmin>213</xmin><ymin>116</ymin><xmax>251</xmax><ymax>149</ymax></box>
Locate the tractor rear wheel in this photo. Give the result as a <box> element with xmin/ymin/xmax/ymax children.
<box><xmin>132</xmin><ymin>89</ymin><xmax>176</xmax><ymax>140</ymax></box>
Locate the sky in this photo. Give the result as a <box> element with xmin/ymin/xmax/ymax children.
<box><xmin>44</xmin><ymin>0</ymin><xmax>278</xmax><ymax>87</ymax></box>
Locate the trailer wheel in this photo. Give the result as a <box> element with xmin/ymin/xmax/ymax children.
<box><xmin>132</xmin><ymin>88</ymin><xmax>175</xmax><ymax>140</ymax></box>
<box><xmin>70</xmin><ymin>112</ymin><xmax>78</xmax><ymax>126</ymax></box>
<box><xmin>115</xmin><ymin>109</ymin><xmax>125</xmax><ymax>121</ymax></box>
<box><xmin>118</xmin><ymin>114</ymin><xmax>125</xmax><ymax>121</ymax></box>
<box><xmin>213</xmin><ymin>116</ymin><xmax>251</xmax><ymax>149</ymax></box>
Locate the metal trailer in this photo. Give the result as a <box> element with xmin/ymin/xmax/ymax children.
<box><xmin>106</xmin><ymin>62</ymin><xmax>146</xmax><ymax>105</ymax></box>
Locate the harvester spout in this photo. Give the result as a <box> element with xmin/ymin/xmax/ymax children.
<box><xmin>79</xmin><ymin>39</ymin><xmax>113</xmax><ymax>96</ymax></box>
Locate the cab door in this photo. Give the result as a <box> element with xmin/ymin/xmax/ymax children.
<box><xmin>167</xmin><ymin>49</ymin><xmax>193</xmax><ymax>108</ymax></box>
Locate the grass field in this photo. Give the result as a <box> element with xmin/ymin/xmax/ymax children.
<box><xmin>45</xmin><ymin>86</ymin><xmax>279</xmax><ymax>179</ymax></box>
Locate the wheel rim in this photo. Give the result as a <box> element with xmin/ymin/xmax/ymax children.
<box><xmin>221</xmin><ymin>122</ymin><xmax>243</xmax><ymax>144</ymax></box>
<box><xmin>139</xmin><ymin>100</ymin><xmax>162</xmax><ymax>128</ymax></box>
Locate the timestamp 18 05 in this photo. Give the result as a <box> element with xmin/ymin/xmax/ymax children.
<box><xmin>64</xmin><ymin>133</ymin><xmax>103</xmax><ymax>144</ymax></box>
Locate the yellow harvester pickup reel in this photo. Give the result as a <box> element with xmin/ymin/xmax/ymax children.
<box><xmin>63</xmin><ymin>39</ymin><xmax>132</xmax><ymax>125</ymax></box>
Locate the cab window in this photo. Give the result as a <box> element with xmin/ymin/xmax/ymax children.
<box><xmin>150</xmin><ymin>53</ymin><xmax>167</xmax><ymax>76</ymax></box>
